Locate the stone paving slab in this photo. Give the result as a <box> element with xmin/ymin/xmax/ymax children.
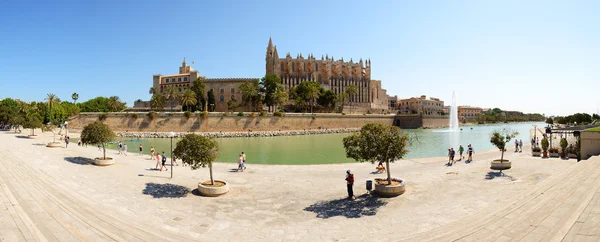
<box><xmin>1</xmin><ymin>130</ymin><xmax>597</xmax><ymax>241</ymax></box>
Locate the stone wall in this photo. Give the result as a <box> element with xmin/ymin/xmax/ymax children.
<box><xmin>393</xmin><ymin>115</ymin><xmax>449</xmax><ymax>129</ymax></box>
<box><xmin>68</xmin><ymin>112</ymin><xmax>395</xmax><ymax>132</ymax></box>
<box><xmin>581</xmin><ymin>131</ymin><xmax>600</xmax><ymax>159</ymax></box>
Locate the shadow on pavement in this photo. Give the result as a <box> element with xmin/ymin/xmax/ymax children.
<box><xmin>303</xmin><ymin>193</ymin><xmax>388</xmax><ymax>219</ymax></box>
<box><xmin>485</xmin><ymin>171</ymin><xmax>515</xmax><ymax>181</ymax></box>
<box><xmin>142</xmin><ymin>183</ymin><xmax>190</xmax><ymax>198</ymax></box>
<box><xmin>64</xmin><ymin>156</ymin><xmax>94</xmax><ymax>165</ymax></box>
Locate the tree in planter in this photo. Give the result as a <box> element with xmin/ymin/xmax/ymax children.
<box><xmin>541</xmin><ymin>137</ymin><xmax>549</xmax><ymax>157</ymax></box>
<box><xmin>173</xmin><ymin>134</ymin><xmax>220</xmax><ymax>185</ymax></box>
<box><xmin>207</xmin><ymin>89</ymin><xmax>216</xmax><ymax>112</ymax></box>
<box><xmin>343</xmin><ymin>123</ymin><xmax>409</xmax><ymax>185</ymax></box>
<box><xmin>80</xmin><ymin>122</ymin><xmax>116</xmax><ymax>160</ymax></box>
<box><xmin>489</xmin><ymin>129</ymin><xmax>519</xmax><ymax>162</ymax></box>
<box><xmin>560</xmin><ymin>138</ymin><xmax>568</xmax><ymax>158</ymax></box>
<box><xmin>24</xmin><ymin>113</ymin><xmax>43</xmax><ymax>136</ymax></box>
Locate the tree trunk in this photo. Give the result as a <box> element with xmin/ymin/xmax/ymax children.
<box><xmin>102</xmin><ymin>143</ymin><xmax>106</xmax><ymax>160</ymax></box>
<box><xmin>501</xmin><ymin>148</ymin><xmax>504</xmax><ymax>162</ymax></box>
<box><xmin>209</xmin><ymin>163</ymin><xmax>214</xmax><ymax>185</ymax></box>
<box><xmin>386</xmin><ymin>160</ymin><xmax>392</xmax><ymax>185</ymax></box>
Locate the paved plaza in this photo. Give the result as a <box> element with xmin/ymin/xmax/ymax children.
<box><xmin>1</xmin><ymin>130</ymin><xmax>600</xmax><ymax>242</ymax></box>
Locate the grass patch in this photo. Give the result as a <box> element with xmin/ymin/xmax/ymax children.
<box><xmin>586</xmin><ymin>126</ymin><xmax>600</xmax><ymax>131</ymax></box>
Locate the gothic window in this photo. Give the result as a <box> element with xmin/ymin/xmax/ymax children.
<box><xmin>219</xmin><ymin>95</ymin><xmax>224</xmax><ymax>102</ymax></box>
<box><xmin>231</xmin><ymin>88</ymin><xmax>235</xmax><ymax>93</ymax></box>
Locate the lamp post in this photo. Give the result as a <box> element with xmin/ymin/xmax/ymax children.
<box><xmin>168</xmin><ymin>131</ymin><xmax>175</xmax><ymax>178</ymax></box>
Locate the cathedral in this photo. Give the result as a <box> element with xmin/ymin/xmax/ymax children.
<box><xmin>265</xmin><ymin>38</ymin><xmax>388</xmax><ymax>110</ymax></box>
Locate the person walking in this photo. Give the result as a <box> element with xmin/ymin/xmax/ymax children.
<box><xmin>450</xmin><ymin>148</ymin><xmax>456</xmax><ymax>165</ymax></box>
<box><xmin>155</xmin><ymin>152</ymin><xmax>161</xmax><ymax>169</ymax></box>
<box><xmin>150</xmin><ymin>146</ymin><xmax>155</xmax><ymax>160</ymax></box>
<box><xmin>345</xmin><ymin>170</ymin><xmax>355</xmax><ymax>200</ymax></box>
<box><xmin>117</xmin><ymin>141</ymin><xmax>122</xmax><ymax>155</ymax></box>
<box><xmin>65</xmin><ymin>136</ymin><xmax>69</xmax><ymax>148</ymax></box>
<box><xmin>241</xmin><ymin>152</ymin><xmax>247</xmax><ymax>170</ymax></box>
<box><xmin>139</xmin><ymin>144</ymin><xmax>143</xmax><ymax>156</ymax></box>
<box><xmin>458</xmin><ymin>145</ymin><xmax>464</xmax><ymax>161</ymax></box>
<box><xmin>447</xmin><ymin>148</ymin><xmax>452</xmax><ymax>166</ymax></box>
<box><xmin>468</xmin><ymin>144</ymin><xmax>474</xmax><ymax>162</ymax></box>
<box><xmin>237</xmin><ymin>154</ymin><xmax>244</xmax><ymax>172</ymax></box>
<box><xmin>515</xmin><ymin>139</ymin><xmax>519</xmax><ymax>152</ymax></box>
<box><xmin>519</xmin><ymin>139</ymin><xmax>523</xmax><ymax>153</ymax></box>
<box><xmin>123</xmin><ymin>143</ymin><xmax>128</xmax><ymax>156</ymax></box>
<box><xmin>160</xmin><ymin>152</ymin><xmax>168</xmax><ymax>172</ymax></box>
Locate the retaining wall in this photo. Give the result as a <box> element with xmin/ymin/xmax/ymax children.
<box><xmin>68</xmin><ymin>112</ymin><xmax>396</xmax><ymax>132</ymax></box>
<box><xmin>581</xmin><ymin>131</ymin><xmax>600</xmax><ymax>158</ymax></box>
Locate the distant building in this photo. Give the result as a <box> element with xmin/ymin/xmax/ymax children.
<box><xmin>398</xmin><ymin>95</ymin><xmax>444</xmax><ymax>115</ymax></box>
<box><xmin>388</xmin><ymin>95</ymin><xmax>399</xmax><ymax>110</ymax></box>
<box><xmin>443</xmin><ymin>106</ymin><xmax>450</xmax><ymax>115</ymax></box>
<box><xmin>458</xmin><ymin>106</ymin><xmax>483</xmax><ymax>118</ymax></box>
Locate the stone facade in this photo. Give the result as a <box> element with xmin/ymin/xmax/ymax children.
<box><xmin>398</xmin><ymin>95</ymin><xmax>444</xmax><ymax>115</ymax></box>
<box><xmin>265</xmin><ymin>38</ymin><xmax>388</xmax><ymax>111</ymax></box>
<box><xmin>458</xmin><ymin>106</ymin><xmax>483</xmax><ymax>118</ymax></box>
<box><xmin>139</xmin><ymin>59</ymin><xmax>253</xmax><ymax>112</ymax></box>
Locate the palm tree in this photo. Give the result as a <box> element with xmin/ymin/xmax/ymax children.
<box><xmin>179</xmin><ymin>89</ymin><xmax>197</xmax><ymax>111</ymax></box>
<box><xmin>337</xmin><ymin>93</ymin><xmax>348</xmax><ymax>113</ymax></box>
<box><xmin>71</xmin><ymin>93</ymin><xmax>79</xmax><ymax>104</ymax></box>
<box><xmin>307</xmin><ymin>84</ymin><xmax>320</xmax><ymax>113</ymax></box>
<box><xmin>274</xmin><ymin>88</ymin><xmax>288</xmax><ymax>112</ymax></box>
<box><xmin>149</xmin><ymin>87</ymin><xmax>157</xmax><ymax>96</ymax></box>
<box><xmin>45</xmin><ymin>93</ymin><xmax>59</xmax><ymax>117</ymax></box>
<box><xmin>107</xmin><ymin>96</ymin><xmax>122</xmax><ymax>112</ymax></box>
<box><xmin>150</xmin><ymin>94</ymin><xmax>165</xmax><ymax>111</ymax></box>
<box><xmin>163</xmin><ymin>86</ymin><xmax>181</xmax><ymax>111</ymax></box>
<box><xmin>345</xmin><ymin>85</ymin><xmax>358</xmax><ymax>114</ymax></box>
<box><xmin>239</xmin><ymin>80</ymin><xmax>260</xmax><ymax>111</ymax></box>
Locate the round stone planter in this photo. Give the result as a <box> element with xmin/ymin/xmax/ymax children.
<box><xmin>27</xmin><ymin>135</ymin><xmax>38</xmax><ymax>139</ymax></box>
<box><xmin>491</xmin><ymin>160</ymin><xmax>511</xmax><ymax>170</ymax></box>
<box><xmin>94</xmin><ymin>157</ymin><xmax>114</xmax><ymax>166</ymax></box>
<box><xmin>549</xmin><ymin>153</ymin><xmax>559</xmax><ymax>158</ymax></box>
<box><xmin>532</xmin><ymin>151</ymin><xmax>541</xmax><ymax>157</ymax></box>
<box><xmin>46</xmin><ymin>142</ymin><xmax>62</xmax><ymax>148</ymax></box>
<box><xmin>197</xmin><ymin>180</ymin><xmax>229</xmax><ymax>197</ymax></box>
<box><xmin>373</xmin><ymin>178</ymin><xmax>406</xmax><ymax>197</ymax></box>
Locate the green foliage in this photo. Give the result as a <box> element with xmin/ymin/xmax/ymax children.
<box><xmin>131</xmin><ymin>113</ymin><xmax>139</xmax><ymax>119</ymax></box>
<box><xmin>555</xmin><ymin>113</ymin><xmax>593</xmax><ymax>125</ymax></box>
<box><xmin>343</xmin><ymin>123</ymin><xmax>409</xmax><ymax>184</ymax></box>
<box><xmin>227</xmin><ymin>98</ymin><xmax>238</xmax><ymax>111</ymax></box>
<box><xmin>237</xmin><ymin>112</ymin><xmax>244</xmax><ymax>117</ymax></box>
<box><xmin>79</xmin><ymin>96</ymin><xmax>126</xmax><ymax>112</ymax></box>
<box><xmin>180</xmin><ymin>89</ymin><xmax>197</xmax><ymax>112</ymax></box>
<box><xmin>248</xmin><ymin>112</ymin><xmax>256</xmax><ymax>118</ymax></box>
<box><xmin>198</xmin><ymin>111</ymin><xmax>208</xmax><ymax>119</ymax></box>
<box><xmin>147</xmin><ymin>111</ymin><xmax>157</xmax><ymax>120</ymax></box>
<box><xmin>546</xmin><ymin>117</ymin><xmax>554</xmax><ymax>125</ymax></box>
<box><xmin>173</xmin><ymin>134</ymin><xmax>220</xmax><ymax>185</ymax></box>
<box><xmin>207</xmin><ymin>89</ymin><xmax>216</xmax><ymax>112</ymax></box>
<box><xmin>190</xmin><ymin>77</ymin><xmax>206</xmax><ymax>111</ymax></box>
<box><xmin>80</xmin><ymin>122</ymin><xmax>115</xmax><ymax>160</ymax></box>
<box><xmin>318</xmin><ymin>90</ymin><xmax>337</xmax><ymax>112</ymax></box>
<box><xmin>289</xmin><ymin>81</ymin><xmax>322</xmax><ymax>113</ymax></box>
<box><xmin>489</xmin><ymin>129</ymin><xmax>519</xmax><ymax>161</ymax></box>
<box><xmin>184</xmin><ymin>111</ymin><xmax>192</xmax><ymax>119</ymax></box>
<box><xmin>587</xmin><ymin>127</ymin><xmax>600</xmax><ymax>131</ymax></box>
<box><xmin>163</xmin><ymin>86</ymin><xmax>181</xmax><ymax>111</ymax></box>
<box><xmin>532</xmin><ymin>146</ymin><xmax>541</xmax><ymax>152</ymax></box>
<box><xmin>24</xmin><ymin>112</ymin><xmax>43</xmax><ymax>135</ymax></box>
<box><xmin>72</xmin><ymin>93</ymin><xmax>79</xmax><ymax>103</ymax></box>
<box><xmin>311</xmin><ymin>115</ymin><xmax>316</xmax><ymax>120</ymax></box>
<box><xmin>541</xmin><ymin>137</ymin><xmax>549</xmax><ymax>152</ymax></box>
<box><xmin>150</xmin><ymin>94</ymin><xmax>165</xmax><ymax>111</ymax></box>
<box><xmin>239</xmin><ymin>79</ymin><xmax>261</xmax><ymax>112</ymax></box>
<box><xmin>259</xmin><ymin>111</ymin><xmax>267</xmax><ymax>117</ymax></box>
<box><xmin>260</xmin><ymin>74</ymin><xmax>283</xmax><ymax>112</ymax></box>
<box><xmin>560</xmin><ymin>138</ymin><xmax>568</xmax><ymax>154</ymax></box>
<box><xmin>273</xmin><ymin>111</ymin><xmax>284</xmax><ymax>117</ymax></box>
<box><xmin>98</xmin><ymin>113</ymin><xmax>108</xmax><ymax>121</ymax></box>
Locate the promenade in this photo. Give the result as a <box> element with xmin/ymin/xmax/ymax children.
<box><xmin>1</xmin><ymin>130</ymin><xmax>599</xmax><ymax>242</ymax></box>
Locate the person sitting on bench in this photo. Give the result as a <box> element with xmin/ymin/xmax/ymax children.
<box><xmin>376</xmin><ymin>161</ymin><xmax>386</xmax><ymax>173</ymax></box>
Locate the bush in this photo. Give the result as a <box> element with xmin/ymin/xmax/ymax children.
<box><xmin>249</xmin><ymin>112</ymin><xmax>256</xmax><ymax>118</ymax></box>
<box><xmin>98</xmin><ymin>113</ymin><xmax>108</xmax><ymax>121</ymax></box>
<box><xmin>237</xmin><ymin>112</ymin><xmax>244</xmax><ymax>117</ymax></box>
<box><xmin>198</xmin><ymin>111</ymin><xmax>208</xmax><ymax>119</ymax></box>
<box><xmin>131</xmin><ymin>113</ymin><xmax>139</xmax><ymax>119</ymax></box>
<box><xmin>147</xmin><ymin>111</ymin><xmax>157</xmax><ymax>120</ymax></box>
<box><xmin>184</xmin><ymin>111</ymin><xmax>192</xmax><ymax>119</ymax></box>
<box><xmin>259</xmin><ymin>111</ymin><xmax>267</xmax><ymax>116</ymax></box>
<box><xmin>541</xmin><ymin>137</ymin><xmax>549</xmax><ymax>152</ymax></box>
<box><xmin>532</xmin><ymin>146</ymin><xmax>541</xmax><ymax>152</ymax></box>
<box><xmin>366</xmin><ymin>111</ymin><xmax>372</xmax><ymax>114</ymax></box>
<box><xmin>311</xmin><ymin>115</ymin><xmax>316</xmax><ymax>120</ymax></box>
<box><xmin>560</xmin><ymin>138</ymin><xmax>568</xmax><ymax>154</ymax></box>
<box><xmin>549</xmin><ymin>147</ymin><xmax>559</xmax><ymax>153</ymax></box>
<box><xmin>167</xmin><ymin>112</ymin><xmax>173</xmax><ymax>117</ymax></box>
<box><xmin>274</xmin><ymin>111</ymin><xmax>283</xmax><ymax>117</ymax></box>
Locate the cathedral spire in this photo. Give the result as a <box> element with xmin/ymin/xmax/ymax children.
<box><xmin>267</xmin><ymin>37</ymin><xmax>273</xmax><ymax>50</ymax></box>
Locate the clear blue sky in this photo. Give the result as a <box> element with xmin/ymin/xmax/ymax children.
<box><xmin>1</xmin><ymin>0</ymin><xmax>598</xmax><ymax>116</ymax></box>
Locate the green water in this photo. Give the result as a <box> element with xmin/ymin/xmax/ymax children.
<box><xmin>77</xmin><ymin>122</ymin><xmax>543</xmax><ymax>165</ymax></box>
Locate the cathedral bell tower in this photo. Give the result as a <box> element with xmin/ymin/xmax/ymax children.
<box><xmin>265</xmin><ymin>37</ymin><xmax>279</xmax><ymax>76</ymax></box>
